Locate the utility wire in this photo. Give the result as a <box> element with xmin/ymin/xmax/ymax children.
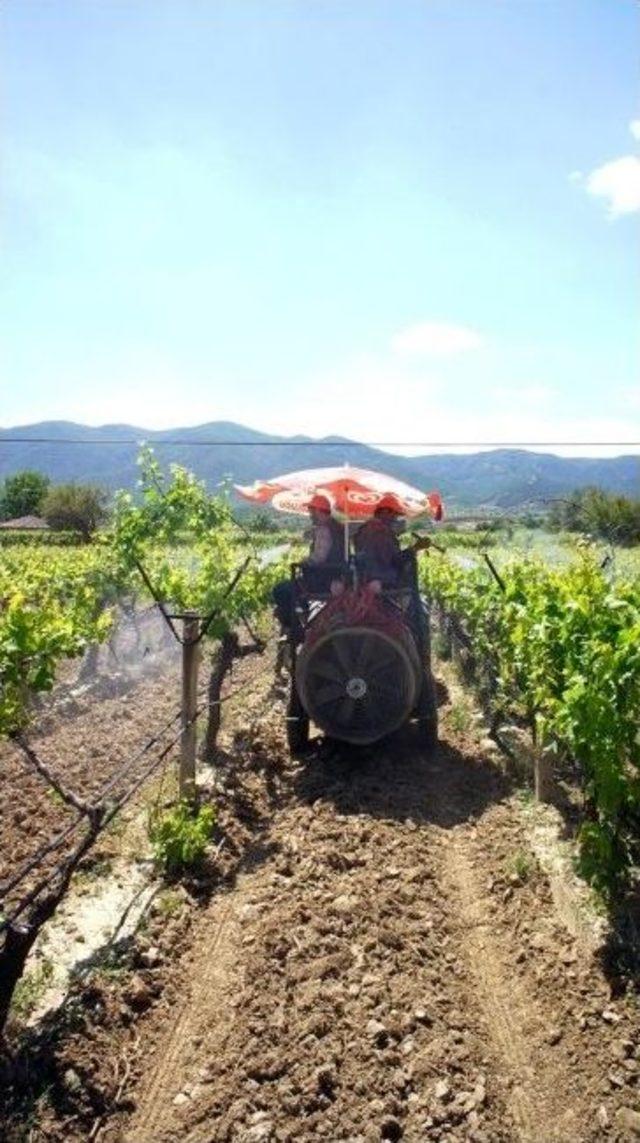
<box><xmin>1</xmin><ymin>437</ymin><xmax>639</xmax><ymax>448</ymax></box>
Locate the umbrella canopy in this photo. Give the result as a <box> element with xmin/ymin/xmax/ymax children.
<box><xmin>235</xmin><ymin>464</ymin><xmax>443</xmax><ymax>521</ymax></box>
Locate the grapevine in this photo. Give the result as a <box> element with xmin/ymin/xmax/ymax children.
<box><xmin>420</xmin><ymin>544</ymin><xmax>640</xmax><ymax>896</ymax></box>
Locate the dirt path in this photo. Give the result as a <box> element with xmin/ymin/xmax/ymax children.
<box><xmin>4</xmin><ymin>655</ymin><xmax>639</xmax><ymax>1142</ymax></box>
<box><xmin>115</xmin><ymin>684</ymin><xmax>639</xmax><ymax>1143</ymax></box>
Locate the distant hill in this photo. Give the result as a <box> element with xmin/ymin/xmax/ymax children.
<box><xmin>0</xmin><ymin>421</ymin><xmax>638</xmax><ymax>511</ymax></box>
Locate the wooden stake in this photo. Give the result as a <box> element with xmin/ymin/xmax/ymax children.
<box><xmin>180</xmin><ymin>613</ymin><xmax>200</xmax><ymax>803</ymax></box>
<box><xmin>535</xmin><ymin>744</ymin><xmax>554</xmax><ymax>803</ymax></box>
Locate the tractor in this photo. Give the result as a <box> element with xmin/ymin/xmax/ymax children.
<box><xmin>283</xmin><ymin>549</ymin><xmax>438</xmax><ymax>754</ymax></box>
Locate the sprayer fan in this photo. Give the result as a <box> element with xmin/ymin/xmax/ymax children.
<box><xmin>296</xmin><ymin>625</ymin><xmax>419</xmax><ymax>745</ymax></box>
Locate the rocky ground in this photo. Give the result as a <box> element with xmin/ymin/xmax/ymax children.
<box><xmin>2</xmin><ymin>640</ymin><xmax>640</xmax><ymax>1142</ymax></box>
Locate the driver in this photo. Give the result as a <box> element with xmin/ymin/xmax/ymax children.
<box><xmin>353</xmin><ymin>494</ymin><xmax>405</xmax><ymax>587</ymax></box>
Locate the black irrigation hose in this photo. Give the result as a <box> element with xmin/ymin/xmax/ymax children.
<box><xmin>193</xmin><ymin>558</ymin><xmax>252</xmax><ymax>645</ymax></box>
<box><xmin>133</xmin><ymin>558</ymin><xmax>182</xmax><ymax>643</ymax></box>
<box><xmin>0</xmin><ymin>814</ymin><xmax>85</xmax><ymax>901</ymax></box>
<box><xmin>11</xmin><ymin>735</ymin><xmax>93</xmax><ymax>816</ymax></box>
<box><xmin>1</xmin><ymin>810</ymin><xmax>105</xmax><ymax>931</ymax></box>
<box><xmin>1</xmin><ymin>612</ymin><xmax>269</xmax><ymax>907</ymax></box>
<box><xmin>94</xmin><ymin>708</ymin><xmax>183</xmax><ymax>802</ymax></box>
<box><xmin>1</xmin><ymin>706</ymin><xmax>203</xmax><ymax>931</ymax></box>
<box><xmin>1</xmin><ymin>599</ymin><xmax>267</xmax><ymax>922</ymax></box>
<box><xmin>0</xmin><ymin>708</ymin><xmax>184</xmax><ymax>907</ymax></box>
<box><xmin>102</xmin><ymin>715</ymin><xmax>197</xmax><ymax>825</ymax></box>
<box><xmin>483</xmin><ymin>553</ymin><xmax>506</xmax><ymax>593</ymax></box>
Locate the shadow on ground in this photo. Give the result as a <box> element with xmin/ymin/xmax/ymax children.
<box><xmin>294</xmin><ymin>727</ymin><xmax>514</xmax><ymax>832</ymax></box>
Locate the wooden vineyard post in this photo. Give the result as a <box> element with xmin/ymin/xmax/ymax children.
<box><xmin>535</xmin><ymin>742</ymin><xmax>554</xmax><ymax>804</ymax></box>
<box><xmin>180</xmin><ymin>612</ymin><xmax>200</xmax><ymax>804</ymax></box>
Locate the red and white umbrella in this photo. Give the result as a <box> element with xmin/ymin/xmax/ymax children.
<box><xmin>235</xmin><ymin>464</ymin><xmax>443</xmax><ymax>521</ymax></box>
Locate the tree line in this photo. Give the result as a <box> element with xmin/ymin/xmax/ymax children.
<box><xmin>550</xmin><ymin>486</ymin><xmax>640</xmax><ymax>546</ymax></box>
<box><xmin>0</xmin><ymin>470</ymin><xmax>107</xmax><ymax>540</ymax></box>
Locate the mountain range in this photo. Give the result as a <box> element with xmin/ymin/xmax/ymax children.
<box><xmin>0</xmin><ymin>421</ymin><xmax>638</xmax><ymax>511</ymax></box>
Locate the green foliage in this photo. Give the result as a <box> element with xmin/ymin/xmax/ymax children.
<box><xmin>433</xmin><ymin>530</ymin><xmax>497</xmax><ymax>550</ymax></box>
<box><xmin>0</xmin><ymin>451</ymin><xmax>287</xmax><ymax>740</ymax></box>
<box><xmin>506</xmin><ymin>850</ymin><xmax>536</xmax><ymax>882</ymax></box>
<box><xmin>111</xmin><ymin>447</ymin><xmax>230</xmax><ymax>558</ymax></box>
<box><xmin>42</xmin><ymin>483</ymin><xmax>109</xmax><ymax>539</ymax></box>
<box><xmin>0</xmin><ymin>450</ymin><xmax>287</xmax><ymax>741</ymax></box>
<box><xmin>110</xmin><ymin>449</ymin><xmax>289</xmax><ymax>638</ymax></box>
<box><xmin>243</xmin><ymin>509</ymin><xmax>280</xmax><ymax>534</ymax></box>
<box><xmin>0</xmin><ymin>530</ymin><xmax>83</xmax><ymax>547</ymax></box>
<box><xmin>153</xmin><ymin>888</ymin><xmax>184</xmax><ymax>918</ymax></box>
<box><xmin>11</xmin><ymin>957</ymin><xmax>54</xmax><ymax>1019</ymax></box>
<box><xmin>421</xmin><ymin>546</ymin><xmax>640</xmax><ymax>897</ymax></box>
<box><xmin>0</xmin><ymin>547</ymin><xmax>119</xmax><ymax>734</ymax></box>
<box><xmin>445</xmin><ymin>700</ymin><xmax>473</xmax><ymax>734</ymax></box>
<box><xmin>148</xmin><ymin>801</ymin><xmax>215</xmax><ymax>875</ymax></box>
<box><xmin>0</xmin><ymin>470</ymin><xmax>50</xmax><ymax>522</ymax></box>
<box><xmin>551</xmin><ymin>486</ymin><xmax>640</xmax><ymax>546</ymax></box>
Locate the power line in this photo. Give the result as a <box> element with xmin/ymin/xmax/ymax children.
<box><xmin>1</xmin><ymin>437</ymin><xmax>639</xmax><ymax>448</ymax></box>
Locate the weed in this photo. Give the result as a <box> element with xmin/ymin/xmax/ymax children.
<box><xmin>46</xmin><ymin>787</ymin><xmax>66</xmax><ymax>808</ymax></box>
<box><xmin>506</xmin><ymin>850</ymin><xmax>536</xmax><ymax>882</ymax></box>
<box><xmin>81</xmin><ymin>856</ymin><xmax>113</xmax><ymax>879</ymax></box>
<box><xmin>148</xmin><ymin>800</ymin><xmax>215</xmax><ymax>876</ymax></box>
<box><xmin>11</xmin><ymin>958</ymin><xmax>55</xmax><ymax>1019</ymax></box>
<box><xmin>446</xmin><ymin>701</ymin><xmax>472</xmax><ymax>734</ymax></box>
<box><xmin>516</xmin><ymin>785</ymin><xmax>535</xmax><ymax>807</ymax></box>
<box><xmin>153</xmin><ymin>888</ymin><xmax>184</xmax><ymax>918</ymax></box>
<box><xmin>75</xmin><ymin>855</ymin><xmax>113</xmax><ymax>892</ymax></box>
<box><xmin>104</xmin><ymin>809</ymin><xmax>127</xmax><ymax>838</ymax></box>
<box><xmin>433</xmin><ymin>628</ymin><xmax>453</xmax><ymax>660</ymax></box>
<box><xmin>89</xmin><ymin>945</ymin><xmax>131</xmax><ymax>980</ymax></box>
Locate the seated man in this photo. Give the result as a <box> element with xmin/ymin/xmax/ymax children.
<box><xmin>273</xmin><ymin>494</ymin><xmax>345</xmax><ymax>634</ymax></box>
<box><xmin>300</xmin><ymin>494</ymin><xmax>345</xmax><ymax>593</ymax></box>
<box><xmin>353</xmin><ymin>494</ymin><xmax>405</xmax><ymax>588</ymax></box>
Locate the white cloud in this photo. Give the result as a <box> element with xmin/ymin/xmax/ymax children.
<box><xmin>585</xmin><ymin>155</ymin><xmax>640</xmax><ymax>217</ymax></box>
<box><xmin>574</xmin><ymin>119</ymin><xmax>640</xmax><ymax>217</ymax></box>
<box><xmin>258</xmin><ymin>354</ymin><xmax>639</xmax><ymax>459</ymax></box>
<box><xmin>258</xmin><ymin>352</ymin><xmax>443</xmax><ymax>445</ymax></box>
<box><xmin>391</xmin><ymin>321</ymin><xmax>483</xmax><ymax>358</ymax></box>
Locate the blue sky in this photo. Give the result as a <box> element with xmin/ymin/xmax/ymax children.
<box><xmin>2</xmin><ymin>0</ymin><xmax>639</xmax><ymax>454</ymax></box>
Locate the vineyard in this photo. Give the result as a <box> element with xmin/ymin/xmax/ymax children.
<box><xmin>1</xmin><ymin>463</ymin><xmax>640</xmax><ymax>1141</ymax></box>
<box><xmin>419</xmin><ymin>546</ymin><xmax>640</xmax><ymax>897</ymax></box>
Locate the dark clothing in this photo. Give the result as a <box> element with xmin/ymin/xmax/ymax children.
<box><xmin>306</xmin><ymin>517</ymin><xmax>345</xmax><ymax>568</ymax></box>
<box><xmin>273</xmin><ymin>579</ymin><xmax>296</xmax><ymax>630</ymax></box>
<box><xmin>272</xmin><ymin>516</ymin><xmax>346</xmax><ymax>633</ymax></box>
<box><xmin>353</xmin><ymin>518</ymin><xmax>403</xmax><ymax>585</ymax></box>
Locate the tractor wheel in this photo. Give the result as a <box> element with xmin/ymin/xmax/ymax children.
<box><xmin>416</xmin><ymin>672</ymin><xmax>438</xmax><ymax>750</ymax></box>
<box><xmin>287</xmin><ymin>680</ymin><xmax>310</xmax><ymax>755</ymax></box>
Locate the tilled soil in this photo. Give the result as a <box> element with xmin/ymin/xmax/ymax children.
<box><xmin>0</xmin><ymin>612</ymin><xmax>181</xmax><ymax>912</ymax></box>
<box><xmin>3</xmin><ymin>656</ymin><xmax>640</xmax><ymax>1142</ymax></box>
<box><xmin>119</xmin><ymin>713</ymin><xmax>639</xmax><ymax>1143</ymax></box>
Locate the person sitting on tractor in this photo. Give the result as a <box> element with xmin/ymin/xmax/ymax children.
<box><xmin>354</xmin><ymin>494</ymin><xmax>405</xmax><ymax>588</ymax></box>
<box><xmin>355</xmin><ymin>495</ymin><xmax>433</xmax><ymax>591</ymax></box>
<box><xmin>272</xmin><ymin>494</ymin><xmax>345</xmax><ymax>633</ymax></box>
